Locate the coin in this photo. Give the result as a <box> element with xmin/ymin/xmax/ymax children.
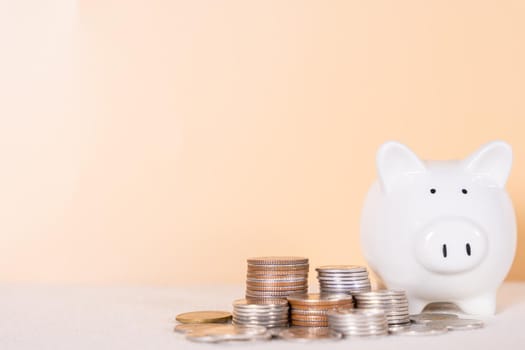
<box><xmin>389</xmin><ymin>323</ymin><xmax>448</xmax><ymax>336</ymax></box>
<box><xmin>233</xmin><ymin>298</ymin><xmax>289</xmax><ymax>307</ymax></box>
<box><xmin>279</xmin><ymin>327</ymin><xmax>342</xmax><ymax>342</ymax></box>
<box><xmin>186</xmin><ymin>324</ymin><xmax>270</xmax><ymax>343</ymax></box>
<box><xmin>174</xmin><ymin>323</ymin><xmax>219</xmax><ymax>334</ymax></box>
<box><xmin>423</xmin><ymin>302</ymin><xmax>462</xmax><ymax>314</ymax></box>
<box><xmin>410</xmin><ymin>313</ymin><xmax>459</xmax><ymax>324</ymax></box>
<box><xmin>247</xmin><ymin>257</ymin><xmax>309</xmax><ymax>265</ymax></box>
<box><xmin>176</xmin><ymin>311</ymin><xmax>232</xmax><ymax>324</ymax></box>
<box><xmin>248</xmin><ymin>265</ymin><xmax>309</xmax><ymax>271</ymax></box>
<box><xmin>316</xmin><ymin>265</ymin><xmax>368</xmax><ymax>272</ymax></box>
<box><xmin>247</xmin><ymin>276</ymin><xmax>308</xmax><ymax>282</ymax></box>
<box><xmin>291</xmin><ymin>320</ymin><xmax>329</xmax><ymax>327</ymax></box>
<box><xmin>288</xmin><ymin>293</ymin><xmax>354</xmax><ymax>305</ymax></box>
<box><xmin>433</xmin><ymin>318</ymin><xmax>484</xmax><ymax>331</ymax></box>
<box><xmin>291</xmin><ymin>314</ymin><xmax>330</xmax><ymax>322</ymax></box>
<box><xmin>246</xmin><ymin>289</ymin><xmax>306</xmax><ymax>298</ymax></box>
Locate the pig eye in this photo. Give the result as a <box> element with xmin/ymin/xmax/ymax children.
<box><xmin>462</xmin><ymin>188</ymin><xmax>468</xmax><ymax>194</ymax></box>
<box><xmin>430</xmin><ymin>188</ymin><xmax>436</xmax><ymax>194</ymax></box>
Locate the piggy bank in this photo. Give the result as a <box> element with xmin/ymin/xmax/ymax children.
<box><xmin>360</xmin><ymin>141</ymin><xmax>516</xmax><ymax>315</ymax></box>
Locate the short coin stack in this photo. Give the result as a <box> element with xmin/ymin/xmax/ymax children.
<box><xmin>232</xmin><ymin>299</ymin><xmax>289</xmax><ymax>328</ymax></box>
<box><xmin>327</xmin><ymin>309</ymin><xmax>389</xmax><ymax>337</ymax></box>
<box><xmin>287</xmin><ymin>293</ymin><xmax>354</xmax><ymax>327</ymax></box>
<box><xmin>316</xmin><ymin>265</ymin><xmax>372</xmax><ymax>294</ymax></box>
<box><xmin>245</xmin><ymin>257</ymin><xmax>309</xmax><ymax>302</ymax></box>
<box><xmin>353</xmin><ymin>290</ymin><xmax>410</xmax><ymax>327</ymax></box>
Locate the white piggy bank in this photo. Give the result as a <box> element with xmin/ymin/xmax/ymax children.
<box><xmin>360</xmin><ymin>141</ymin><xmax>516</xmax><ymax>315</ymax></box>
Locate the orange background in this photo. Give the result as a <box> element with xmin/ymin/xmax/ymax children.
<box><xmin>1</xmin><ymin>0</ymin><xmax>524</xmax><ymax>285</ymax></box>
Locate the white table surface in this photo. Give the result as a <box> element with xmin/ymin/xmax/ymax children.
<box><xmin>1</xmin><ymin>282</ymin><xmax>524</xmax><ymax>350</ymax></box>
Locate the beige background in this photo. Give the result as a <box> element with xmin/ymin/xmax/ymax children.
<box><xmin>0</xmin><ymin>0</ymin><xmax>524</xmax><ymax>285</ymax></box>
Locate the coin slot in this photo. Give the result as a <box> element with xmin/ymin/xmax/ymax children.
<box><xmin>442</xmin><ymin>244</ymin><xmax>447</xmax><ymax>258</ymax></box>
<box><xmin>466</xmin><ymin>243</ymin><xmax>471</xmax><ymax>256</ymax></box>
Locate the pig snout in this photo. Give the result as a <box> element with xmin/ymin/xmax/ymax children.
<box><xmin>414</xmin><ymin>218</ymin><xmax>488</xmax><ymax>274</ymax></box>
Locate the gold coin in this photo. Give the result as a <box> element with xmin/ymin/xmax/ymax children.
<box><xmin>175</xmin><ymin>311</ymin><xmax>232</xmax><ymax>324</ymax></box>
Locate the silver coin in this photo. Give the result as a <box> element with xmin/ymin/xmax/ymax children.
<box><xmin>246</xmin><ymin>290</ymin><xmax>307</xmax><ymax>297</ymax></box>
<box><xmin>422</xmin><ymin>302</ymin><xmax>462</xmax><ymax>314</ymax></box>
<box><xmin>233</xmin><ymin>322</ymin><xmax>288</xmax><ymax>328</ymax></box>
<box><xmin>233</xmin><ymin>315</ymin><xmax>288</xmax><ymax>320</ymax></box>
<box><xmin>354</xmin><ymin>290</ymin><xmax>406</xmax><ymax>297</ymax></box>
<box><xmin>279</xmin><ymin>327</ymin><xmax>342</xmax><ymax>342</ymax></box>
<box><xmin>233</xmin><ymin>308</ymin><xmax>289</xmax><ymax>313</ymax></box>
<box><xmin>233</xmin><ymin>314</ymin><xmax>288</xmax><ymax>319</ymax></box>
<box><xmin>186</xmin><ymin>324</ymin><xmax>270</xmax><ymax>343</ymax></box>
<box><xmin>233</xmin><ymin>310</ymin><xmax>288</xmax><ymax>316</ymax></box>
<box><xmin>174</xmin><ymin>323</ymin><xmax>221</xmax><ymax>334</ymax></box>
<box><xmin>410</xmin><ymin>313</ymin><xmax>459</xmax><ymax>323</ymax></box>
<box><xmin>433</xmin><ymin>318</ymin><xmax>484</xmax><ymax>330</ymax></box>
<box><xmin>390</xmin><ymin>323</ymin><xmax>448</xmax><ymax>336</ymax></box>
<box><xmin>317</xmin><ymin>275</ymin><xmax>370</xmax><ymax>280</ymax></box>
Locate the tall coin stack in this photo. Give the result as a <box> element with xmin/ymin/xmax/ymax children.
<box><xmin>327</xmin><ymin>309</ymin><xmax>389</xmax><ymax>337</ymax></box>
<box><xmin>232</xmin><ymin>299</ymin><xmax>289</xmax><ymax>328</ymax></box>
<box><xmin>287</xmin><ymin>293</ymin><xmax>354</xmax><ymax>327</ymax></box>
<box><xmin>316</xmin><ymin>265</ymin><xmax>372</xmax><ymax>294</ymax></box>
<box><xmin>245</xmin><ymin>257</ymin><xmax>309</xmax><ymax>303</ymax></box>
<box><xmin>353</xmin><ymin>290</ymin><xmax>410</xmax><ymax>326</ymax></box>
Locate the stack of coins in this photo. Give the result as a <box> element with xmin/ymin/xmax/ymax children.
<box><xmin>316</xmin><ymin>265</ymin><xmax>372</xmax><ymax>294</ymax></box>
<box><xmin>327</xmin><ymin>309</ymin><xmax>389</xmax><ymax>337</ymax></box>
<box><xmin>232</xmin><ymin>299</ymin><xmax>289</xmax><ymax>328</ymax></box>
<box><xmin>245</xmin><ymin>257</ymin><xmax>309</xmax><ymax>302</ymax></box>
<box><xmin>287</xmin><ymin>293</ymin><xmax>354</xmax><ymax>327</ymax></box>
<box><xmin>353</xmin><ymin>290</ymin><xmax>410</xmax><ymax>326</ymax></box>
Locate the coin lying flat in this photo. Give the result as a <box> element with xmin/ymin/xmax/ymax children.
<box><xmin>186</xmin><ymin>324</ymin><xmax>270</xmax><ymax>343</ymax></box>
<box><xmin>410</xmin><ymin>313</ymin><xmax>459</xmax><ymax>324</ymax></box>
<box><xmin>176</xmin><ymin>311</ymin><xmax>232</xmax><ymax>324</ymax></box>
<box><xmin>390</xmin><ymin>323</ymin><xmax>448</xmax><ymax>336</ymax></box>
<box><xmin>174</xmin><ymin>323</ymin><xmax>220</xmax><ymax>334</ymax></box>
<box><xmin>279</xmin><ymin>327</ymin><xmax>342</xmax><ymax>342</ymax></box>
<box><xmin>433</xmin><ymin>318</ymin><xmax>484</xmax><ymax>331</ymax></box>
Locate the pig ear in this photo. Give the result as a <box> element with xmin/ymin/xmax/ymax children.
<box><xmin>376</xmin><ymin>141</ymin><xmax>426</xmax><ymax>193</ymax></box>
<box><xmin>463</xmin><ymin>141</ymin><xmax>513</xmax><ymax>188</ymax></box>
